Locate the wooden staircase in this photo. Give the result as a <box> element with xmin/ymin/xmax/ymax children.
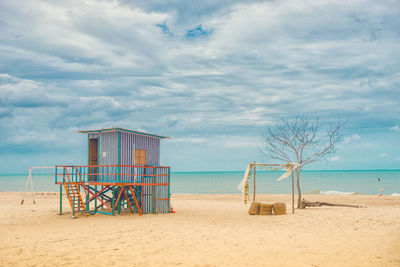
<box><xmin>64</xmin><ymin>182</ymin><xmax>86</xmax><ymax>216</ymax></box>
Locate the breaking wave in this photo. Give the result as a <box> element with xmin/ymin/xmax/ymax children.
<box><xmin>320</xmin><ymin>190</ymin><xmax>359</xmax><ymax>195</ymax></box>
<box><xmin>307</xmin><ymin>190</ymin><xmax>361</xmax><ymax>195</ymax></box>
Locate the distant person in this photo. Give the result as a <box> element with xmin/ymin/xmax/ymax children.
<box><xmin>378</xmin><ymin>178</ymin><xmax>383</xmax><ymax>197</ymax></box>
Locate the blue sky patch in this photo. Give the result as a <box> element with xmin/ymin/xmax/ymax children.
<box><xmin>186</xmin><ymin>24</ymin><xmax>212</xmax><ymax>38</ymax></box>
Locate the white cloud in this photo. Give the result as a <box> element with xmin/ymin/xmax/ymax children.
<box><xmin>343</xmin><ymin>134</ymin><xmax>361</xmax><ymax>144</ymax></box>
<box><xmin>389</xmin><ymin>125</ymin><xmax>400</xmax><ymax>132</ymax></box>
<box><xmin>166</xmin><ymin>137</ymin><xmax>206</xmax><ymax>144</ymax></box>
<box><xmin>330</xmin><ymin>156</ymin><xmax>340</xmax><ymax>161</ymax></box>
<box><xmin>380</xmin><ymin>152</ymin><xmax>388</xmax><ymax>157</ymax></box>
<box><xmin>1</xmin><ymin>1</ymin><xmax>399</xmax><ymax>131</ymax></box>
<box><xmin>211</xmin><ymin>135</ymin><xmax>260</xmax><ymax>148</ymax></box>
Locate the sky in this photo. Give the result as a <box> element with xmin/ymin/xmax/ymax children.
<box><xmin>0</xmin><ymin>0</ymin><xmax>399</xmax><ymax>173</ymax></box>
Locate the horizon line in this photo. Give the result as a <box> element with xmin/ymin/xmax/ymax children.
<box><xmin>1</xmin><ymin>169</ymin><xmax>400</xmax><ymax>175</ymax></box>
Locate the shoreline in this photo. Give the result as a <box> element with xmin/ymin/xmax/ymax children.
<box><xmin>9</xmin><ymin>190</ymin><xmax>400</xmax><ymax>196</ymax></box>
<box><xmin>2</xmin><ymin>169</ymin><xmax>400</xmax><ymax>175</ymax></box>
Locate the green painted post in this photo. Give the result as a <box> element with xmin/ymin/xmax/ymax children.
<box><xmin>152</xmin><ymin>168</ymin><xmax>156</xmax><ymax>214</ymax></box>
<box><xmin>118</xmin><ymin>132</ymin><xmax>121</xmax><ymax>183</ymax></box>
<box><xmin>167</xmin><ymin>167</ymin><xmax>171</xmax><ymax>212</ymax></box>
<box><xmin>86</xmin><ymin>186</ymin><xmax>89</xmax><ymax>212</ymax></box>
<box><xmin>112</xmin><ymin>186</ymin><xmax>115</xmax><ymax>215</ymax></box>
<box><xmin>101</xmin><ymin>185</ymin><xmax>104</xmax><ymax>210</ymax></box>
<box><xmin>72</xmin><ymin>196</ymin><xmax>75</xmax><ymax>217</ymax></box>
<box><xmin>97</xmin><ymin>137</ymin><xmax>101</xmax><ymax>182</ymax></box>
<box><xmin>59</xmin><ymin>184</ymin><xmax>62</xmax><ymax>215</ymax></box>
<box><xmin>95</xmin><ymin>185</ymin><xmax>98</xmax><ymax>212</ymax></box>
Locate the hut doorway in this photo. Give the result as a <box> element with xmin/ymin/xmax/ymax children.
<box><xmin>89</xmin><ymin>138</ymin><xmax>98</xmax><ymax>181</ymax></box>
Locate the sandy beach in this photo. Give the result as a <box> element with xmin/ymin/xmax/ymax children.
<box><xmin>1</xmin><ymin>192</ymin><xmax>399</xmax><ymax>266</ymax></box>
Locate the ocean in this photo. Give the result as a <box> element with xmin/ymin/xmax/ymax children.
<box><xmin>1</xmin><ymin>170</ymin><xmax>399</xmax><ymax>195</ymax></box>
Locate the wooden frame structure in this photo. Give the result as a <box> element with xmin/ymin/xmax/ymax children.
<box><xmin>239</xmin><ymin>163</ymin><xmax>297</xmax><ymax>214</ymax></box>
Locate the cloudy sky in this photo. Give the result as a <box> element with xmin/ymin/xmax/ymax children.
<box><xmin>0</xmin><ymin>0</ymin><xmax>399</xmax><ymax>172</ymax></box>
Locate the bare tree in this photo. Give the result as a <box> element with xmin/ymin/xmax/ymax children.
<box><xmin>261</xmin><ymin>115</ymin><xmax>346</xmax><ymax>208</ymax></box>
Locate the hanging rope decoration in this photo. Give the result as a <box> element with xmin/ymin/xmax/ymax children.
<box><xmin>242</xmin><ymin>165</ymin><xmax>252</xmax><ymax>204</ymax></box>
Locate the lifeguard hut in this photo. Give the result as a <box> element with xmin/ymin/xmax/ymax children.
<box><xmin>55</xmin><ymin>127</ymin><xmax>171</xmax><ymax>217</ymax></box>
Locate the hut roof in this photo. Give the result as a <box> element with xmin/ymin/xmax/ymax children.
<box><xmin>77</xmin><ymin>127</ymin><xmax>169</xmax><ymax>139</ymax></box>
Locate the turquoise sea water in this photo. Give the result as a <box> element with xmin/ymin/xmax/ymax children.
<box><xmin>0</xmin><ymin>170</ymin><xmax>399</xmax><ymax>195</ymax></box>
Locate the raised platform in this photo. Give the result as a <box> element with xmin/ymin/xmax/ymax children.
<box><xmin>55</xmin><ymin>165</ymin><xmax>171</xmax><ymax>217</ymax></box>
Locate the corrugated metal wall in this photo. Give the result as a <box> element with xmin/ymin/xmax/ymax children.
<box><xmin>95</xmin><ymin>132</ymin><xmax>119</xmax><ymax>165</ymax></box>
<box><xmin>88</xmin><ymin>131</ymin><xmax>161</xmax><ymax>166</ymax></box>
<box><xmin>119</xmin><ymin>132</ymin><xmax>160</xmax><ymax>166</ymax></box>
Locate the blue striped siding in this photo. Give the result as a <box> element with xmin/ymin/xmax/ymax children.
<box><xmin>97</xmin><ymin>132</ymin><xmax>118</xmax><ymax>165</ymax></box>
<box><xmin>94</xmin><ymin>131</ymin><xmax>161</xmax><ymax>166</ymax></box>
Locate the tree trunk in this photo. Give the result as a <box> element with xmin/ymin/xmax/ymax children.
<box><xmin>296</xmin><ymin>168</ymin><xmax>302</xmax><ymax>208</ymax></box>
<box><xmin>301</xmin><ymin>199</ymin><xmax>365</xmax><ymax>208</ymax></box>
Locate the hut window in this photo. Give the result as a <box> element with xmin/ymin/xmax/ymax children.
<box><xmin>134</xmin><ymin>149</ymin><xmax>147</xmax><ymax>165</ymax></box>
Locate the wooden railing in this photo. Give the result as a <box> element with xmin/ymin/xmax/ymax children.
<box><xmin>55</xmin><ymin>165</ymin><xmax>170</xmax><ymax>184</ymax></box>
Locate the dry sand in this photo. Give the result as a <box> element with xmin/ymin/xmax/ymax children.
<box><xmin>1</xmin><ymin>192</ymin><xmax>400</xmax><ymax>266</ymax></box>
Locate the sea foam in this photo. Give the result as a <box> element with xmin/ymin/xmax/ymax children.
<box><xmin>320</xmin><ymin>190</ymin><xmax>357</xmax><ymax>195</ymax></box>
<box><xmin>392</xmin><ymin>193</ymin><xmax>400</xmax><ymax>196</ymax></box>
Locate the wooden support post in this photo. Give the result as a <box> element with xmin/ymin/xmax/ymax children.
<box><xmin>72</xmin><ymin>196</ymin><xmax>75</xmax><ymax>217</ymax></box>
<box><xmin>85</xmin><ymin>185</ymin><xmax>89</xmax><ymax>213</ymax></box>
<box><xmin>112</xmin><ymin>186</ymin><xmax>115</xmax><ymax>215</ymax></box>
<box><xmin>115</xmin><ymin>186</ymin><xmax>123</xmax><ymax>214</ymax></box>
<box><xmin>167</xmin><ymin>167</ymin><xmax>171</xmax><ymax>212</ymax></box>
<box><xmin>95</xmin><ymin>185</ymin><xmax>98</xmax><ymax>212</ymax></box>
<box><xmin>291</xmin><ymin>172</ymin><xmax>294</xmax><ymax>214</ymax></box>
<box><xmin>253</xmin><ymin>163</ymin><xmax>256</xmax><ymax>202</ymax></box>
<box><xmin>152</xmin><ymin>167</ymin><xmax>156</xmax><ymax>214</ymax></box>
<box><xmin>118</xmin><ymin>191</ymin><xmax>122</xmax><ymax>215</ymax></box>
<box><xmin>59</xmin><ymin>184</ymin><xmax>62</xmax><ymax>215</ymax></box>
